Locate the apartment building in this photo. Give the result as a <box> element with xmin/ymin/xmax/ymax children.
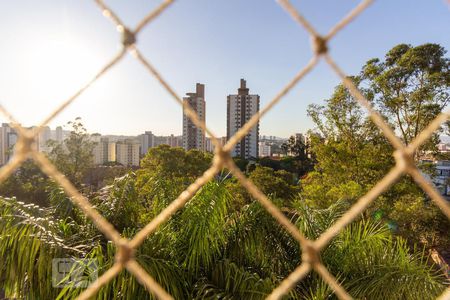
<box><xmin>227</xmin><ymin>79</ymin><xmax>260</xmax><ymax>159</ymax></box>
<box><xmin>116</xmin><ymin>139</ymin><xmax>140</xmax><ymax>167</ymax></box>
<box><xmin>258</xmin><ymin>141</ymin><xmax>272</xmax><ymax>157</ymax></box>
<box><xmin>182</xmin><ymin>83</ymin><xmax>206</xmax><ymax>151</ymax></box>
<box><xmin>166</xmin><ymin>134</ymin><xmax>180</xmax><ymax>147</ymax></box>
<box><xmin>38</xmin><ymin>126</ymin><xmax>52</xmax><ymax>153</ymax></box>
<box><xmin>0</xmin><ymin>123</ymin><xmax>18</xmax><ymax>165</ymax></box>
<box><xmin>55</xmin><ymin>126</ymin><xmax>63</xmax><ymax>143</ymax></box>
<box><xmin>92</xmin><ymin>135</ymin><xmax>116</xmax><ymax>165</ymax></box>
<box><xmin>139</xmin><ymin>131</ymin><xmax>154</xmax><ymax>156</ymax></box>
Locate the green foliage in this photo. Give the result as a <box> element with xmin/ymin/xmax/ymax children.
<box><xmin>193</xmin><ymin>260</ymin><xmax>280</xmax><ymax>299</ymax></box>
<box><xmin>362</xmin><ymin>43</ymin><xmax>449</xmax><ymax>148</ymax></box>
<box><xmin>329</xmin><ymin>223</ymin><xmax>445</xmax><ymax>299</ymax></box>
<box><xmin>259</xmin><ymin>155</ymin><xmax>313</xmax><ymax>178</ymax></box>
<box><xmin>97</xmin><ymin>173</ymin><xmax>142</xmax><ymax>232</ymax></box>
<box><xmin>57</xmin><ymin>241</ymin><xmax>186</xmax><ymax>300</ymax></box>
<box><xmin>249</xmin><ymin>166</ymin><xmax>300</xmax><ymax>201</ymax></box>
<box><xmin>176</xmin><ymin>182</ymin><xmax>232</xmax><ymax>275</ymax></box>
<box><xmin>136</xmin><ymin>145</ymin><xmax>213</xmax><ymax>219</ymax></box>
<box><xmin>232</xmin><ymin>157</ymin><xmax>249</xmax><ymax>172</ymax></box>
<box><xmin>388</xmin><ymin>195</ymin><xmax>450</xmax><ymax>250</ymax></box>
<box><xmin>0</xmin><ymin>189</ymin><xmax>446</xmax><ymax>299</ymax></box>
<box><xmin>304</xmin><ymin>75</ymin><xmax>395</xmax><ymax>207</ymax></box>
<box><xmin>0</xmin><ymin>159</ymin><xmax>51</xmax><ymax>206</ymax></box>
<box><xmin>292</xmin><ymin>200</ymin><xmax>446</xmax><ymax>299</ymax></box>
<box><xmin>84</xmin><ymin>165</ymin><xmax>130</xmax><ymax>190</ymax></box>
<box><xmin>226</xmin><ymin>202</ymin><xmax>300</xmax><ymax>278</ymax></box>
<box><xmin>226</xmin><ymin>166</ymin><xmax>300</xmax><ymax>207</ymax></box>
<box><xmin>304</xmin><ymin>43</ymin><xmax>450</xmax><ymax>255</ymax></box>
<box><xmin>139</xmin><ymin>145</ymin><xmax>212</xmax><ymax>181</ymax></box>
<box><xmin>47</xmin><ymin>118</ymin><xmax>95</xmax><ymax>186</ymax></box>
<box><xmin>0</xmin><ymin>132</ymin><xmax>448</xmax><ymax>299</ymax></box>
<box><xmin>0</xmin><ymin>197</ymin><xmax>84</xmax><ymax>300</ymax></box>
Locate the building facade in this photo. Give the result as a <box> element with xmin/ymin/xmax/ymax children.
<box><xmin>227</xmin><ymin>79</ymin><xmax>260</xmax><ymax>159</ymax></box>
<box><xmin>55</xmin><ymin>126</ymin><xmax>64</xmax><ymax>143</ymax></box>
<box><xmin>182</xmin><ymin>83</ymin><xmax>206</xmax><ymax>151</ymax></box>
<box><xmin>258</xmin><ymin>141</ymin><xmax>272</xmax><ymax>157</ymax></box>
<box><xmin>38</xmin><ymin>126</ymin><xmax>52</xmax><ymax>153</ymax></box>
<box><xmin>116</xmin><ymin>139</ymin><xmax>140</xmax><ymax>167</ymax></box>
<box><xmin>139</xmin><ymin>131</ymin><xmax>154</xmax><ymax>156</ymax></box>
<box><xmin>205</xmin><ymin>137</ymin><xmax>213</xmax><ymax>153</ymax></box>
<box><xmin>0</xmin><ymin>123</ymin><xmax>18</xmax><ymax>165</ymax></box>
<box><xmin>166</xmin><ymin>134</ymin><xmax>180</xmax><ymax>147</ymax></box>
<box><xmin>92</xmin><ymin>135</ymin><xmax>116</xmax><ymax>165</ymax></box>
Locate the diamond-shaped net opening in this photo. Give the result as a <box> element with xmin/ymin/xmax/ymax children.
<box><xmin>0</xmin><ymin>1</ymin><xmax>449</xmax><ymax>299</ymax></box>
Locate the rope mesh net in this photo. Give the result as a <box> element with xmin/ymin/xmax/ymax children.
<box><xmin>0</xmin><ymin>0</ymin><xmax>449</xmax><ymax>299</ymax></box>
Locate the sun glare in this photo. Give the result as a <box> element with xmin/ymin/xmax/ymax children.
<box><xmin>19</xmin><ymin>34</ymin><xmax>104</xmax><ymax>110</ymax></box>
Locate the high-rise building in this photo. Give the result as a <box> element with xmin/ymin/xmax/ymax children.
<box><xmin>205</xmin><ymin>137</ymin><xmax>213</xmax><ymax>153</ymax></box>
<box><xmin>166</xmin><ymin>134</ymin><xmax>180</xmax><ymax>147</ymax></box>
<box><xmin>258</xmin><ymin>141</ymin><xmax>272</xmax><ymax>157</ymax></box>
<box><xmin>38</xmin><ymin>126</ymin><xmax>52</xmax><ymax>153</ymax></box>
<box><xmin>116</xmin><ymin>139</ymin><xmax>140</xmax><ymax>167</ymax></box>
<box><xmin>0</xmin><ymin>123</ymin><xmax>18</xmax><ymax>165</ymax></box>
<box><xmin>55</xmin><ymin>126</ymin><xmax>63</xmax><ymax>143</ymax></box>
<box><xmin>92</xmin><ymin>135</ymin><xmax>116</xmax><ymax>165</ymax></box>
<box><xmin>227</xmin><ymin>79</ymin><xmax>260</xmax><ymax>159</ymax></box>
<box><xmin>182</xmin><ymin>83</ymin><xmax>206</xmax><ymax>151</ymax></box>
<box><xmin>139</xmin><ymin>131</ymin><xmax>154</xmax><ymax>156</ymax></box>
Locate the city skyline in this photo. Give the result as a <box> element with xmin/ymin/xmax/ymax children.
<box><xmin>0</xmin><ymin>1</ymin><xmax>448</xmax><ymax>137</ymax></box>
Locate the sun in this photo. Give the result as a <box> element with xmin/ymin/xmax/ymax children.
<box><xmin>17</xmin><ymin>33</ymin><xmax>105</xmax><ymax>111</ymax></box>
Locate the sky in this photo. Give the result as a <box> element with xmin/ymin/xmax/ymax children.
<box><xmin>0</xmin><ymin>0</ymin><xmax>448</xmax><ymax>137</ymax></box>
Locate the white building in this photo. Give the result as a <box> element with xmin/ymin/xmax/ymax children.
<box><xmin>166</xmin><ymin>134</ymin><xmax>180</xmax><ymax>147</ymax></box>
<box><xmin>0</xmin><ymin>123</ymin><xmax>18</xmax><ymax>165</ymax></box>
<box><xmin>139</xmin><ymin>131</ymin><xmax>154</xmax><ymax>156</ymax></box>
<box><xmin>227</xmin><ymin>79</ymin><xmax>260</xmax><ymax>159</ymax></box>
<box><xmin>38</xmin><ymin>126</ymin><xmax>52</xmax><ymax>153</ymax></box>
<box><xmin>92</xmin><ymin>135</ymin><xmax>116</xmax><ymax>165</ymax></box>
<box><xmin>205</xmin><ymin>137</ymin><xmax>213</xmax><ymax>153</ymax></box>
<box><xmin>55</xmin><ymin>126</ymin><xmax>64</xmax><ymax>143</ymax></box>
<box><xmin>116</xmin><ymin>139</ymin><xmax>140</xmax><ymax>167</ymax></box>
<box><xmin>258</xmin><ymin>141</ymin><xmax>272</xmax><ymax>157</ymax></box>
<box><xmin>182</xmin><ymin>83</ymin><xmax>206</xmax><ymax>151</ymax></box>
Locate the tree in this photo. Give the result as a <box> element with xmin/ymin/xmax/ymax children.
<box><xmin>225</xmin><ymin>165</ymin><xmax>300</xmax><ymax>207</ymax></box>
<box><xmin>282</xmin><ymin>136</ymin><xmax>305</xmax><ymax>158</ymax></box>
<box><xmin>94</xmin><ymin>173</ymin><xmax>141</xmax><ymax>233</ymax></box>
<box><xmin>1</xmin><ymin>193</ymin><xmax>446</xmax><ymax>299</ymax></box>
<box><xmin>279</xmin><ymin>136</ymin><xmax>314</xmax><ymax>176</ymax></box>
<box><xmin>0</xmin><ymin>159</ymin><xmax>51</xmax><ymax>206</ymax></box>
<box><xmin>47</xmin><ymin>118</ymin><xmax>95</xmax><ymax>187</ymax></box>
<box><xmin>249</xmin><ymin>166</ymin><xmax>300</xmax><ymax>200</ymax></box>
<box><xmin>303</xmin><ymin>43</ymin><xmax>450</xmax><ymax>253</ymax></box>
<box><xmin>84</xmin><ymin>165</ymin><xmax>130</xmax><ymax>190</ymax></box>
<box><xmin>362</xmin><ymin>43</ymin><xmax>450</xmax><ymax>150</ymax></box>
<box><xmin>304</xmin><ymin>77</ymin><xmax>395</xmax><ymax>208</ymax></box>
<box><xmin>136</xmin><ymin>145</ymin><xmax>213</xmax><ymax>218</ymax></box>
<box><xmin>139</xmin><ymin>145</ymin><xmax>212</xmax><ymax>182</ymax></box>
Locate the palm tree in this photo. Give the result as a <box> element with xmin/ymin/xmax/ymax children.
<box><xmin>0</xmin><ymin>180</ymin><xmax>446</xmax><ymax>299</ymax></box>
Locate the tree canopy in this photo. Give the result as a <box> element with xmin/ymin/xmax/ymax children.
<box><xmin>303</xmin><ymin>43</ymin><xmax>450</xmax><ymax>251</ymax></box>
<box><xmin>47</xmin><ymin>118</ymin><xmax>95</xmax><ymax>186</ymax></box>
<box><xmin>362</xmin><ymin>43</ymin><xmax>449</xmax><ymax>148</ymax></box>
